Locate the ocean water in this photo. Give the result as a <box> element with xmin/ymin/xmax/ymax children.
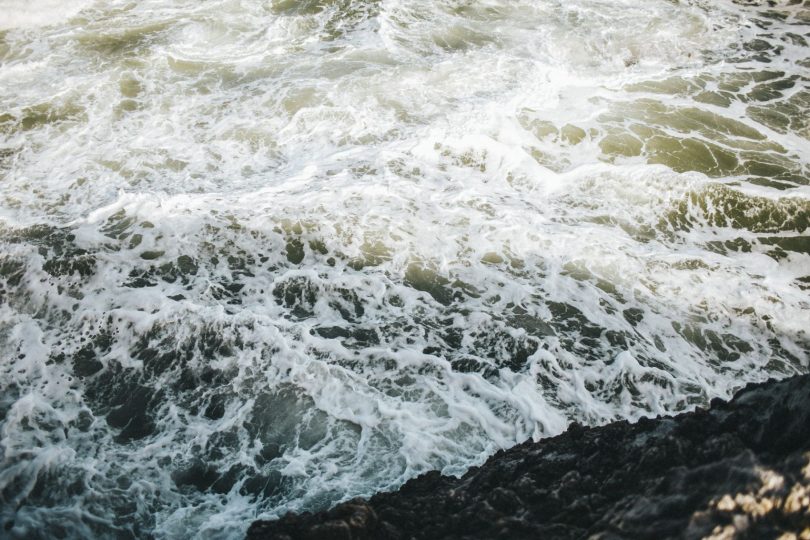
<box><xmin>0</xmin><ymin>0</ymin><xmax>808</xmax><ymax>537</ymax></box>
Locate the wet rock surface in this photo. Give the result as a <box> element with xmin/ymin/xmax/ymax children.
<box><xmin>248</xmin><ymin>374</ymin><xmax>810</xmax><ymax>539</ymax></box>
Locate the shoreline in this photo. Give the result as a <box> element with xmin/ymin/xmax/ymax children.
<box><xmin>248</xmin><ymin>373</ymin><xmax>810</xmax><ymax>539</ymax></box>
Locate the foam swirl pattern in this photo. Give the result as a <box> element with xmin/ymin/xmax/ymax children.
<box><xmin>0</xmin><ymin>0</ymin><xmax>808</xmax><ymax>537</ymax></box>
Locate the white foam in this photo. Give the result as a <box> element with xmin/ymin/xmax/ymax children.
<box><xmin>0</xmin><ymin>0</ymin><xmax>808</xmax><ymax>538</ymax></box>
<box><xmin>0</xmin><ymin>0</ymin><xmax>92</xmax><ymax>30</ymax></box>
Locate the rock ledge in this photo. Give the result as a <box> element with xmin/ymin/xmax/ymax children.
<box><xmin>248</xmin><ymin>374</ymin><xmax>810</xmax><ymax>539</ymax></box>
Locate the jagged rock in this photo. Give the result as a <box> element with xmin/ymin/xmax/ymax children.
<box><xmin>248</xmin><ymin>375</ymin><xmax>810</xmax><ymax>539</ymax></box>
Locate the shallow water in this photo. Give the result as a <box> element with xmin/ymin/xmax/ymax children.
<box><xmin>0</xmin><ymin>0</ymin><xmax>808</xmax><ymax>537</ymax></box>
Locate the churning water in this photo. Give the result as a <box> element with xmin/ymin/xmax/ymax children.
<box><xmin>0</xmin><ymin>0</ymin><xmax>808</xmax><ymax>537</ymax></box>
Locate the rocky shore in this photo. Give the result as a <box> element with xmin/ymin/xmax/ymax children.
<box><xmin>248</xmin><ymin>374</ymin><xmax>810</xmax><ymax>539</ymax></box>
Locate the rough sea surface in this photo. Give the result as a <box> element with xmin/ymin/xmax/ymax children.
<box><xmin>0</xmin><ymin>0</ymin><xmax>808</xmax><ymax>537</ymax></box>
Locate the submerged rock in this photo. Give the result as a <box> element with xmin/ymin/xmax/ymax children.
<box><xmin>247</xmin><ymin>374</ymin><xmax>810</xmax><ymax>539</ymax></box>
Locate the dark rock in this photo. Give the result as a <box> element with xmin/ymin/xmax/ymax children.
<box><xmin>247</xmin><ymin>374</ymin><xmax>810</xmax><ymax>539</ymax></box>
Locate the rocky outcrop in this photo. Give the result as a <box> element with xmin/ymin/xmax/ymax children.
<box><xmin>248</xmin><ymin>374</ymin><xmax>810</xmax><ymax>539</ymax></box>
